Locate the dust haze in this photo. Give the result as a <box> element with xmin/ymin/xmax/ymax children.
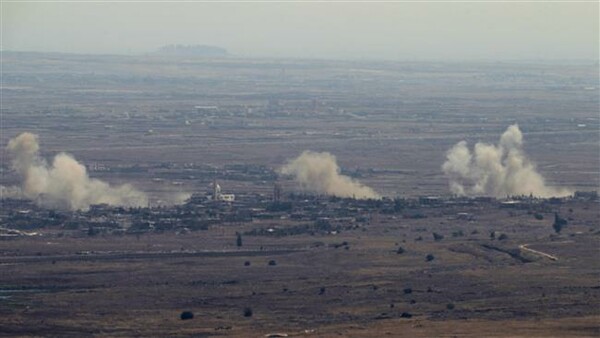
<box><xmin>5</xmin><ymin>132</ymin><xmax>148</xmax><ymax>210</ymax></box>
<box><xmin>442</xmin><ymin>125</ymin><xmax>572</xmax><ymax>198</ymax></box>
<box><xmin>280</xmin><ymin>151</ymin><xmax>379</xmax><ymax>199</ymax></box>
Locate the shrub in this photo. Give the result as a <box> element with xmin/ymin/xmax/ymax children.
<box><xmin>180</xmin><ymin>311</ymin><xmax>194</xmax><ymax>320</ymax></box>
<box><xmin>426</xmin><ymin>254</ymin><xmax>435</xmax><ymax>262</ymax></box>
<box><xmin>268</xmin><ymin>260</ymin><xmax>277</xmax><ymax>266</ymax></box>
<box><xmin>396</xmin><ymin>247</ymin><xmax>405</xmax><ymax>254</ymax></box>
<box><xmin>243</xmin><ymin>307</ymin><xmax>253</xmax><ymax>317</ymax></box>
<box><xmin>452</xmin><ymin>230</ymin><xmax>464</xmax><ymax>237</ymax></box>
<box><xmin>446</xmin><ymin>303</ymin><xmax>455</xmax><ymax>310</ymax></box>
<box><xmin>553</xmin><ymin>213</ymin><xmax>567</xmax><ymax>233</ymax></box>
<box><xmin>332</xmin><ymin>241</ymin><xmax>349</xmax><ymax>249</ymax></box>
<box><xmin>433</xmin><ymin>232</ymin><xmax>444</xmax><ymax>241</ymax></box>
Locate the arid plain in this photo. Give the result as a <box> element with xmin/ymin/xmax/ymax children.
<box><xmin>1</xmin><ymin>53</ymin><xmax>598</xmax><ymax>337</ymax></box>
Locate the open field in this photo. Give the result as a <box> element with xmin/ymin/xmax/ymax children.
<box><xmin>1</xmin><ymin>197</ymin><xmax>599</xmax><ymax>337</ymax></box>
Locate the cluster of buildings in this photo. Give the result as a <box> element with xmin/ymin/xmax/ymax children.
<box><xmin>1</xmin><ymin>181</ymin><xmax>597</xmax><ymax>239</ymax></box>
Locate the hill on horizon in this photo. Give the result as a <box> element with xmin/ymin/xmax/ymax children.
<box><xmin>155</xmin><ymin>44</ymin><xmax>228</xmax><ymax>57</ymax></box>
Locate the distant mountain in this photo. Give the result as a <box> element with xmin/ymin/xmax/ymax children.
<box><xmin>155</xmin><ymin>44</ymin><xmax>228</xmax><ymax>57</ymax></box>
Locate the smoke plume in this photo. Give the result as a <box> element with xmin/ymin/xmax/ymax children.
<box><xmin>5</xmin><ymin>132</ymin><xmax>148</xmax><ymax>210</ymax></box>
<box><xmin>280</xmin><ymin>151</ymin><xmax>379</xmax><ymax>199</ymax></box>
<box><xmin>442</xmin><ymin>125</ymin><xmax>571</xmax><ymax>198</ymax></box>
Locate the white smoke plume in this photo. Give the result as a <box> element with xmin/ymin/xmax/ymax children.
<box><xmin>5</xmin><ymin>132</ymin><xmax>148</xmax><ymax>210</ymax></box>
<box><xmin>442</xmin><ymin>125</ymin><xmax>571</xmax><ymax>198</ymax></box>
<box><xmin>280</xmin><ymin>150</ymin><xmax>380</xmax><ymax>199</ymax></box>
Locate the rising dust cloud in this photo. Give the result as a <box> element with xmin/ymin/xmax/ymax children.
<box><xmin>442</xmin><ymin>125</ymin><xmax>572</xmax><ymax>198</ymax></box>
<box><xmin>4</xmin><ymin>132</ymin><xmax>148</xmax><ymax>210</ymax></box>
<box><xmin>280</xmin><ymin>150</ymin><xmax>379</xmax><ymax>199</ymax></box>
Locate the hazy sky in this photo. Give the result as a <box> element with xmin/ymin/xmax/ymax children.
<box><xmin>2</xmin><ymin>2</ymin><xmax>598</xmax><ymax>60</ymax></box>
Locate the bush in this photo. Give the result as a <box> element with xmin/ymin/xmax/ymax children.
<box><xmin>432</xmin><ymin>232</ymin><xmax>444</xmax><ymax>241</ymax></box>
<box><xmin>553</xmin><ymin>213</ymin><xmax>567</xmax><ymax>233</ymax></box>
<box><xmin>426</xmin><ymin>254</ymin><xmax>435</xmax><ymax>262</ymax></box>
<box><xmin>236</xmin><ymin>233</ymin><xmax>243</xmax><ymax>247</ymax></box>
<box><xmin>396</xmin><ymin>246</ymin><xmax>405</xmax><ymax>254</ymax></box>
<box><xmin>243</xmin><ymin>307</ymin><xmax>253</xmax><ymax>317</ymax></box>
<box><xmin>452</xmin><ymin>230</ymin><xmax>464</xmax><ymax>237</ymax></box>
<box><xmin>244</xmin><ymin>261</ymin><xmax>251</xmax><ymax>266</ymax></box>
<box><xmin>332</xmin><ymin>241</ymin><xmax>349</xmax><ymax>249</ymax></box>
<box><xmin>87</xmin><ymin>226</ymin><xmax>97</xmax><ymax>236</ymax></box>
<box><xmin>400</xmin><ymin>312</ymin><xmax>412</xmax><ymax>318</ymax></box>
<box><xmin>319</xmin><ymin>287</ymin><xmax>326</xmax><ymax>295</ymax></box>
<box><xmin>498</xmin><ymin>233</ymin><xmax>508</xmax><ymax>241</ymax></box>
<box><xmin>268</xmin><ymin>260</ymin><xmax>277</xmax><ymax>266</ymax></box>
<box><xmin>446</xmin><ymin>303</ymin><xmax>455</xmax><ymax>310</ymax></box>
<box><xmin>403</xmin><ymin>288</ymin><xmax>412</xmax><ymax>294</ymax></box>
<box><xmin>534</xmin><ymin>213</ymin><xmax>544</xmax><ymax>220</ymax></box>
<box><xmin>180</xmin><ymin>311</ymin><xmax>194</xmax><ymax>320</ymax></box>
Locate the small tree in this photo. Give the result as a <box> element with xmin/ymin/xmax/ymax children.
<box><xmin>553</xmin><ymin>213</ymin><xmax>567</xmax><ymax>233</ymax></box>
<box><xmin>180</xmin><ymin>311</ymin><xmax>194</xmax><ymax>320</ymax></box>
<box><xmin>236</xmin><ymin>232</ymin><xmax>243</xmax><ymax>247</ymax></box>
<box><xmin>432</xmin><ymin>232</ymin><xmax>444</xmax><ymax>241</ymax></box>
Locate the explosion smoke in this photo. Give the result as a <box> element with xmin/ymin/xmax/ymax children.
<box><xmin>5</xmin><ymin>132</ymin><xmax>148</xmax><ymax>210</ymax></box>
<box><xmin>442</xmin><ymin>125</ymin><xmax>571</xmax><ymax>198</ymax></box>
<box><xmin>280</xmin><ymin>151</ymin><xmax>379</xmax><ymax>199</ymax></box>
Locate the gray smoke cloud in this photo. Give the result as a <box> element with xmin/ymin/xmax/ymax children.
<box><xmin>5</xmin><ymin>132</ymin><xmax>148</xmax><ymax>210</ymax></box>
<box><xmin>442</xmin><ymin>125</ymin><xmax>572</xmax><ymax>198</ymax></box>
<box><xmin>280</xmin><ymin>150</ymin><xmax>380</xmax><ymax>199</ymax></box>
